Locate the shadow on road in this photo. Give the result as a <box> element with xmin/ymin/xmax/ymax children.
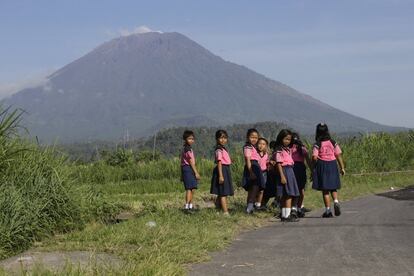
<box><xmin>376</xmin><ymin>186</ymin><xmax>414</xmax><ymax>201</ymax></box>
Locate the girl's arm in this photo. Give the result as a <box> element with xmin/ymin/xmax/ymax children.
<box><xmin>277</xmin><ymin>163</ymin><xmax>287</xmax><ymax>184</ymax></box>
<box><xmin>336</xmin><ymin>154</ymin><xmax>346</xmax><ymax>175</ymax></box>
<box><xmin>217</xmin><ymin>160</ymin><xmax>224</xmax><ymax>184</ymax></box>
<box><xmin>190</xmin><ymin>158</ymin><xmax>201</xmax><ymax>180</ymax></box>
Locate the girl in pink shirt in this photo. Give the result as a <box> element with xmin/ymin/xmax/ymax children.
<box><xmin>291</xmin><ymin>132</ymin><xmax>312</xmax><ymax>218</ymax></box>
<box><xmin>311</xmin><ymin>123</ymin><xmax>345</xmax><ymax>218</ymax></box>
<box><xmin>275</xmin><ymin>129</ymin><xmax>300</xmax><ymax>222</ymax></box>
<box><xmin>210</xmin><ymin>130</ymin><xmax>234</xmax><ymax>215</ymax></box>
<box><xmin>242</xmin><ymin>128</ymin><xmax>265</xmax><ymax>214</ymax></box>
<box><xmin>180</xmin><ymin>130</ymin><xmax>201</xmax><ymax>211</ymax></box>
<box><xmin>255</xmin><ymin>138</ymin><xmax>269</xmax><ymax>210</ymax></box>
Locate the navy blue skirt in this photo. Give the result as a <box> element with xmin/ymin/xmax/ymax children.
<box><xmin>293</xmin><ymin>162</ymin><xmax>307</xmax><ymax>190</ymax></box>
<box><xmin>264</xmin><ymin>169</ymin><xmax>277</xmax><ymax>198</ymax></box>
<box><xmin>276</xmin><ymin>166</ymin><xmax>300</xmax><ymax>197</ymax></box>
<box><xmin>182</xmin><ymin>165</ymin><xmax>198</xmax><ymax>190</ymax></box>
<box><xmin>242</xmin><ymin>160</ymin><xmax>266</xmax><ymax>191</ymax></box>
<box><xmin>211</xmin><ymin>165</ymin><xmax>234</xmax><ymax>196</ymax></box>
<box><xmin>312</xmin><ymin>160</ymin><xmax>341</xmax><ymax>191</ymax></box>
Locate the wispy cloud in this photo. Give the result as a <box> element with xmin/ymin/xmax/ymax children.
<box><xmin>0</xmin><ymin>70</ymin><xmax>53</xmax><ymax>99</ymax></box>
<box><xmin>105</xmin><ymin>25</ymin><xmax>163</xmax><ymax>37</ymax></box>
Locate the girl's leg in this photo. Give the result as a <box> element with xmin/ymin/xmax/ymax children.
<box><xmin>246</xmin><ymin>185</ymin><xmax>258</xmax><ymax>213</ymax></box>
<box><xmin>185</xmin><ymin>190</ymin><xmax>192</xmax><ymax>209</ymax></box>
<box><xmin>322</xmin><ymin>190</ymin><xmax>330</xmax><ymax>208</ymax></box>
<box><xmin>298</xmin><ymin>189</ymin><xmax>305</xmax><ymax>209</ymax></box>
<box><xmin>185</xmin><ymin>190</ymin><xmax>192</xmax><ymax>204</ymax></box>
<box><xmin>251</xmin><ymin>185</ymin><xmax>259</xmax><ymax>208</ymax></box>
<box><xmin>331</xmin><ymin>190</ymin><xmax>338</xmax><ymax>201</ymax></box>
<box><xmin>280</xmin><ymin>196</ymin><xmax>287</xmax><ymax>218</ymax></box>
<box><xmin>285</xmin><ymin>196</ymin><xmax>292</xmax><ymax>208</ymax></box>
<box><xmin>331</xmin><ymin>190</ymin><xmax>341</xmax><ymax>216</ymax></box>
<box><xmin>215</xmin><ymin>196</ymin><xmax>221</xmax><ymax>209</ymax></box>
<box><xmin>256</xmin><ymin>190</ymin><xmax>264</xmax><ymax>208</ymax></box>
<box><xmin>322</xmin><ymin>190</ymin><xmax>333</xmax><ymax>217</ymax></box>
<box><xmin>250</xmin><ymin>185</ymin><xmax>259</xmax><ymax>202</ymax></box>
<box><xmin>190</xmin><ymin>189</ymin><xmax>195</xmax><ymax>208</ymax></box>
<box><xmin>281</xmin><ymin>196</ymin><xmax>292</xmax><ymax>219</ymax></box>
<box><xmin>220</xmin><ymin>196</ymin><xmax>229</xmax><ymax>213</ymax></box>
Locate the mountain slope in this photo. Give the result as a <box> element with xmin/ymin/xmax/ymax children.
<box><xmin>4</xmin><ymin>32</ymin><xmax>400</xmax><ymax>142</ymax></box>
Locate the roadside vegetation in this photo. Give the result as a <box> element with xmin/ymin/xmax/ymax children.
<box><xmin>0</xmin><ymin>106</ymin><xmax>413</xmax><ymax>275</ymax></box>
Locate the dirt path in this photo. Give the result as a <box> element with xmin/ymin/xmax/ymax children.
<box><xmin>0</xmin><ymin>250</ymin><xmax>121</xmax><ymax>273</ymax></box>
<box><xmin>190</xmin><ymin>187</ymin><xmax>414</xmax><ymax>275</ymax></box>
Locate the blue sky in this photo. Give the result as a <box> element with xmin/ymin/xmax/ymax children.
<box><xmin>0</xmin><ymin>0</ymin><xmax>413</xmax><ymax>127</ymax></box>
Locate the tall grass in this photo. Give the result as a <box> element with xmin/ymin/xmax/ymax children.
<box><xmin>72</xmin><ymin>131</ymin><xmax>414</xmax><ymax>190</ymax></box>
<box><xmin>72</xmin><ymin>158</ymin><xmax>216</xmax><ymax>184</ymax></box>
<box><xmin>0</xmin><ymin>107</ymin><xmax>120</xmax><ymax>260</ymax></box>
<box><xmin>340</xmin><ymin>132</ymin><xmax>414</xmax><ymax>173</ymax></box>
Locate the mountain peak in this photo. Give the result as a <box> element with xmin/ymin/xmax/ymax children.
<box><xmin>5</xmin><ymin>32</ymin><xmax>399</xmax><ymax>142</ymax></box>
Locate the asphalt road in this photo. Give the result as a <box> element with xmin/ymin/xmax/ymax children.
<box><xmin>190</xmin><ymin>187</ymin><xmax>414</xmax><ymax>276</ymax></box>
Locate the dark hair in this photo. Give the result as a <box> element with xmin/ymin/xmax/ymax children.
<box><xmin>292</xmin><ymin>132</ymin><xmax>304</xmax><ymax>156</ymax></box>
<box><xmin>215</xmin><ymin>129</ymin><xmax>228</xmax><ymax>140</ymax></box>
<box><xmin>258</xmin><ymin>137</ymin><xmax>268</xmax><ymax>145</ymax></box>
<box><xmin>275</xmin><ymin>129</ymin><xmax>292</xmax><ymax>149</ymax></box>
<box><xmin>269</xmin><ymin>140</ymin><xmax>277</xmax><ymax>151</ymax></box>
<box><xmin>246</xmin><ymin>128</ymin><xmax>259</xmax><ymax>140</ymax></box>
<box><xmin>315</xmin><ymin>123</ymin><xmax>331</xmax><ymax>142</ymax></box>
<box><xmin>183</xmin><ymin>130</ymin><xmax>195</xmax><ymax>140</ymax></box>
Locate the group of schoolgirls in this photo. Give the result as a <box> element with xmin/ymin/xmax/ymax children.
<box><xmin>180</xmin><ymin>123</ymin><xmax>346</xmax><ymax>220</ymax></box>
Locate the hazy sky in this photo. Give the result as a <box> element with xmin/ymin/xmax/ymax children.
<box><xmin>0</xmin><ymin>0</ymin><xmax>413</xmax><ymax>127</ymax></box>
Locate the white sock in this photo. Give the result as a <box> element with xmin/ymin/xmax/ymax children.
<box><xmin>325</xmin><ymin>207</ymin><xmax>331</xmax><ymax>212</ymax></box>
<box><xmin>247</xmin><ymin>203</ymin><xmax>254</xmax><ymax>212</ymax></box>
<box><xmin>189</xmin><ymin>203</ymin><xmax>193</xmax><ymax>209</ymax></box>
<box><xmin>301</xmin><ymin>204</ymin><xmax>305</xmax><ymax>208</ymax></box>
<box><xmin>281</xmin><ymin>208</ymin><xmax>286</xmax><ymax>218</ymax></box>
<box><xmin>255</xmin><ymin>202</ymin><xmax>261</xmax><ymax>208</ymax></box>
<box><xmin>286</xmin><ymin>208</ymin><xmax>291</xmax><ymax>218</ymax></box>
<box><xmin>185</xmin><ymin>203</ymin><xmax>189</xmax><ymax>209</ymax></box>
<box><xmin>334</xmin><ymin>199</ymin><xmax>339</xmax><ymax>203</ymax></box>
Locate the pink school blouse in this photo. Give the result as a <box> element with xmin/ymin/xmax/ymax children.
<box><xmin>258</xmin><ymin>152</ymin><xmax>269</xmax><ymax>171</ymax></box>
<box><xmin>181</xmin><ymin>146</ymin><xmax>195</xmax><ymax>166</ymax></box>
<box><xmin>243</xmin><ymin>144</ymin><xmax>260</xmax><ymax>161</ymax></box>
<box><xmin>276</xmin><ymin>147</ymin><xmax>295</xmax><ymax>166</ymax></box>
<box><xmin>291</xmin><ymin>144</ymin><xmax>308</xmax><ymax>163</ymax></box>
<box><xmin>312</xmin><ymin>140</ymin><xmax>342</xmax><ymax>161</ymax></box>
<box><xmin>215</xmin><ymin>147</ymin><xmax>232</xmax><ymax>165</ymax></box>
